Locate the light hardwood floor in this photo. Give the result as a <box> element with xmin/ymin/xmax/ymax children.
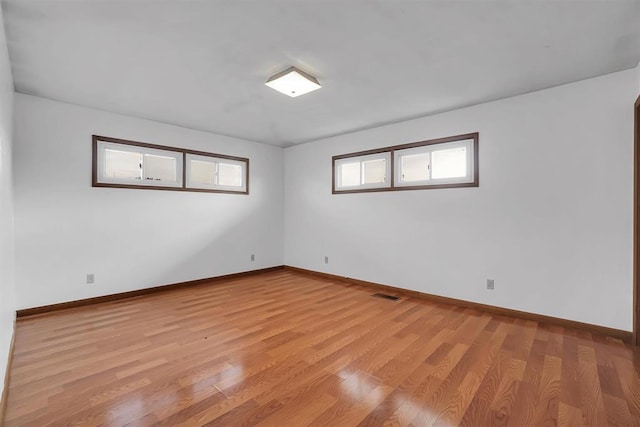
<box><xmin>3</xmin><ymin>270</ymin><xmax>640</xmax><ymax>426</ymax></box>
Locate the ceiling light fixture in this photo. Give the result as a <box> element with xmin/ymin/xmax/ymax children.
<box><xmin>265</xmin><ymin>66</ymin><xmax>321</xmax><ymax>98</ymax></box>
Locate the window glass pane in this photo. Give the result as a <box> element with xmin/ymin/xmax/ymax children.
<box><xmin>104</xmin><ymin>149</ymin><xmax>142</xmax><ymax>180</ymax></box>
<box><xmin>190</xmin><ymin>159</ymin><xmax>216</xmax><ymax>185</ymax></box>
<box><xmin>401</xmin><ymin>153</ymin><xmax>429</xmax><ymax>182</ymax></box>
<box><xmin>339</xmin><ymin>162</ymin><xmax>361</xmax><ymax>187</ymax></box>
<box><xmin>185</xmin><ymin>154</ymin><xmax>247</xmax><ymax>192</ymax></box>
<box><xmin>218</xmin><ymin>162</ymin><xmax>243</xmax><ymax>187</ymax></box>
<box><xmin>431</xmin><ymin>147</ymin><xmax>467</xmax><ymax>179</ymax></box>
<box><xmin>144</xmin><ymin>154</ymin><xmax>177</xmax><ymax>182</ymax></box>
<box><xmin>362</xmin><ymin>158</ymin><xmax>386</xmax><ymax>184</ymax></box>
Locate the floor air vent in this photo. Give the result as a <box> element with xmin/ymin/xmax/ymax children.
<box><xmin>372</xmin><ymin>293</ymin><xmax>400</xmax><ymax>301</ymax></box>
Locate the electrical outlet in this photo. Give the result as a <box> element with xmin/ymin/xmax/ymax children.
<box><xmin>324</xmin><ymin>256</ymin><xmax>329</xmax><ymax>264</ymax></box>
<box><xmin>486</xmin><ymin>279</ymin><xmax>494</xmax><ymax>290</ymax></box>
<box><xmin>251</xmin><ymin>254</ymin><xmax>255</xmax><ymax>262</ymax></box>
<box><xmin>87</xmin><ymin>273</ymin><xmax>95</xmax><ymax>284</ymax></box>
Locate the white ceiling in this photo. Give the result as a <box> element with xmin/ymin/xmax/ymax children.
<box><xmin>2</xmin><ymin>1</ymin><xmax>639</xmax><ymax>147</ymax></box>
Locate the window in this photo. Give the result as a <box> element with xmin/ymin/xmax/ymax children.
<box><xmin>395</xmin><ymin>138</ymin><xmax>474</xmax><ymax>187</ymax></box>
<box><xmin>332</xmin><ymin>132</ymin><xmax>478</xmax><ymax>194</ymax></box>
<box><xmin>93</xmin><ymin>135</ymin><xmax>249</xmax><ymax>194</ymax></box>
<box><xmin>186</xmin><ymin>153</ymin><xmax>247</xmax><ymax>192</ymax></box>
<box><xmin>96</xmin><ymin>140</ymin><xmax>183</xmax><ymax>188</ymax></box>
<box><xmin>334</xmin><ymin>152</ymin><xmax>391</xmax><ymax>191</ymax></box>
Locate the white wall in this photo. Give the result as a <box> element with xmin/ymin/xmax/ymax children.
<box><xmin>285</xmin><ymin>69</ymin><xmax>636</xmax><ymax>331</ymax></box>
<box><xmin>0</xmin><ymin>2</ymin><xmax>15</xmax><ymax>403</ymax></box>
<box><xmin>13</xmin><ymin>94</ymin><xmax>284</xmax><ymax>309</ymax></box>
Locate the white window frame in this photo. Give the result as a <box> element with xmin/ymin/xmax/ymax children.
<box><xmin>395</xmin><ymin>138</ymin><xmax>474</xmax><ymax>187</ymax></box>
<box><xmin>334</xmin><ymin>152</ymin><xmax>391</xmax><ymax>191</ymax></box>
<box><xmin>186</xmin><ymin>153</ymin><xmax>247</xmax><ymax>193</ymax></box>
<box><xmin>96</xmin><ymin>140</ymin><xmax>183</xmax><ymax>188</ymax></box>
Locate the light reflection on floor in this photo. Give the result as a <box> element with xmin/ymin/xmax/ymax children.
<box><xmin>107</xmin><ymin>397</ymin><xmax>146</xmax><ymax>425</ymax></box>
<box><xmin>339</xmin><ymin>370</ymin><xmax>383</xmax><ymax>404</ymax></box>
<box><xmin>392</xmin><ymin>394</ymin><xmax>455</xmax><ymax>426</ymax></box>
<box><xmin>207</xmin><ymin>363</ymin><xmax>244</xmax><ymax>394</ymax></box>
<box><xmin>338</xmin><ymin>369</ymin><xmax>455</xmax><ymax>426</ymax></box>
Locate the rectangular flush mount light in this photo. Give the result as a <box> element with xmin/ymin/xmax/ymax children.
<box><xmin>265</xmin><ymin>66</ymin><xmax>321</xmax><ymax>98</ymax></box>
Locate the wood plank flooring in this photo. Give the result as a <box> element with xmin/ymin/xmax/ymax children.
<box><xmin>3</xmin><ymin>270</ymin><xmax>640</xmax><ymax>426</ymax></box>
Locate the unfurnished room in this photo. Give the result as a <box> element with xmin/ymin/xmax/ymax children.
<box><xmin>0</xmin><ymin>1</ymin><xmax>639</xmax><ymax>426</ymax></box>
